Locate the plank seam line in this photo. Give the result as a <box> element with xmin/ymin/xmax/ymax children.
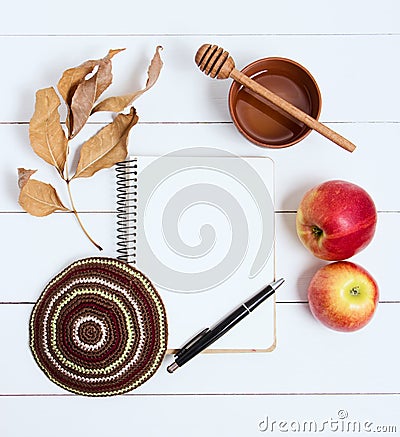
<box><xmin>0</xmin><ymin>33</ymin><xmax>399</xmax><ymax>37</ymax></box>
<box><xmin>0</xmin><ymin>392</ymin><xmax>399</xmax><ymax>397</ymax></box>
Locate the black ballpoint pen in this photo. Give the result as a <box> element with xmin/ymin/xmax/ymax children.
<box><xmin>167</xmin><ymin>278</ymin><xmax>285</xmax><ymax>373</ymax></box>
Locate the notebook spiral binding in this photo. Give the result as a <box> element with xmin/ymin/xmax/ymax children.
<box><xmin>116</xmin><ymin>159</ymin><xmax>137</xmax><ymax>265</ymax></box>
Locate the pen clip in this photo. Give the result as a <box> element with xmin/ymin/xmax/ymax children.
<box><xmin>175</xmin><ymin>328</ymin><xmax>210</xmax><ymax>358</ymax></box>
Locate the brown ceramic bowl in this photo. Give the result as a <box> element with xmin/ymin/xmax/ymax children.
<box><xmin>228</xmin><ymin>57</ymin><xmax>322</xmax><ymax>148</ymax></box>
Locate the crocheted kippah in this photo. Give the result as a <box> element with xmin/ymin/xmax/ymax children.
<box><xmin>29</xmin><ymin>257</ymin><xmax>168</xmax><ymax>396</ymax></box>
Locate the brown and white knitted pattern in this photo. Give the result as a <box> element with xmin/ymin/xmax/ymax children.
<box><xmin>30</xmin><ymin>257</ymin><xmax>168</xmax><ymax>396</ymax></box>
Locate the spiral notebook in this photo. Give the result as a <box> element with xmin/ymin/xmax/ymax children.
<box><xmin>116</xmin><ymin>151</ymin><xmax>276</xmax><ymax>353</ymax></box>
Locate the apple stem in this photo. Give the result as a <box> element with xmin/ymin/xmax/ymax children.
<box><xmin>350</xmin><ymin>286</ymin><xmax>361</xmax><ymax>296</ymax></box>
<box><xmin>312</xmin><ymin>225</ymin><xmax>323</xmax><ymax>239</ymax></box>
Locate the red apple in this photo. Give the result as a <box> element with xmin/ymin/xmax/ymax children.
<box><xmin>308</xmin><ymin>261</ymin><xmax>379</xmax><ymax>332</ymax></box>
<box><xmin>296</xmin><ymin>180</ymin><xmax>377</xmax><ymax>260</ymax></box>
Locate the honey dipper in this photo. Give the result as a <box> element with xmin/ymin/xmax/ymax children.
<box><xmin>195</xmin><ymin>44</ymin><xmax>356</xmax><ymax>152</ymax></box>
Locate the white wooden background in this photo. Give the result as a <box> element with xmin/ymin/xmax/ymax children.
<box><xmin>1</xmin><ymin>1</ymin><xmax>399</xmax><ymax>436</ymax></box>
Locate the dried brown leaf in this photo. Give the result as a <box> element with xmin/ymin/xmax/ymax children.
<box><xmin>69</xmin><ymin>70</ymin><xmax>98</xmax><ymax>139</ymax></box>
<box><xmin>72</xmin><ymin>107</ymin><xmax>138</xmax><ymax>179</ymax></box>
<box><xmin>18</xmin><ymin>168</ymin><xmax>37</xmax><ymax>189</ymax></box>
<box><xmin>29</xmin><ymin>87</ymin><xmax>68</xmax><ymax>175</ymax></box>
<box><xmin>57</xmin><ymin>48</ymin><xmax>125</xmax><ymax>138</ymax></box>
<box><xmin>18</xmin><ymin>173</ymin><xmax>69</xmax><ymax>216</ymax></box>
<box><xmin>95</xmin><ymin>49</ymin><xmax>126</xmax><ymax>100</ymax></box>
<box><xmin>92</xmin><ymin>46</ymin><xmax>163</xmax><ymax>113</ymax></box>
<box><xmin>57</xmin><ymin>60</ymin><xmax>96</xmax><ymax>105</ymax></box>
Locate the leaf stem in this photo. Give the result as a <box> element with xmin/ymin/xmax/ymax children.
<box><xmin>62</xmin><ymin>126</ymin><xmax>102</xmax><ymax>251</ymax></box>
<box><xmin>65</xmin><ymin>173</ymin><xmax>103</xmax><ymax>251</ymax></box>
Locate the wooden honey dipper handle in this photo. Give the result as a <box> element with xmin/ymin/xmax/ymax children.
<box><xmin>195</xmin><ymin>44</ymin><xmax>356</xmax><ymax>153</ymax></box>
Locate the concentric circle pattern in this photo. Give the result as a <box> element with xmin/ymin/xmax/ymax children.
<box><xmin>30</xmin><ymin>257</ymin><xmax>168</xmax><ymax>396</ymax></box>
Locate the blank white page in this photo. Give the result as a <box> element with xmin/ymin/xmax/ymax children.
<box><xmin>124</xmin><ymin>152</ymin><xmax>276</xmax><ymax>351</ymax></box>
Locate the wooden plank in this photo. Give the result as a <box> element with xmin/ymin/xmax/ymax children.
<box><xmin>0</xmin><ymin>303</ymin><xmax>397</xmax><ymax>394</ymax></box>
<box><xmin>0</xmin><ymin>35</ymin><xmax>398</xmax><ymax>123</ymax></box>
<box><xmin>2</xmin><ymin>123</ymin><xmax>399</xmax><ymax>213</ymax></box>
<box><xmin>0</xmin><ymin>394</ymin><xmax>399</xmax><ymax>436</ymax></box>
<box><xmin>0</xmin><ymin>0</ymin><xmax>398</xmax><ymax>35</ymax></box>
<box><xmin>0</xmin><ymin>211</ymin><xmax>395</xmax><ymax>302</ymax></box>
<box><xmin>0</xmin><ymin>213</ymin><xmax>116</xmax><ymax>303</ymax></box>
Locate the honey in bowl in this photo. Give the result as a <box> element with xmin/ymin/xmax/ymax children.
<box><xmin>229</xmin><ymin>57</ymin><xmax>322</xmax><ymax>148</ymax></box>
